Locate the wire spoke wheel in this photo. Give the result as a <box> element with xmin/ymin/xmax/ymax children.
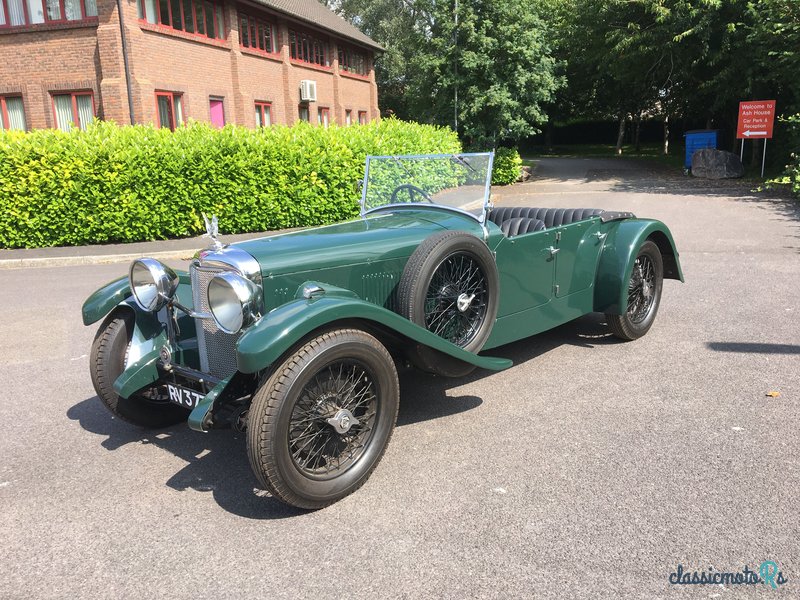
<box><xmin>288</xmin><ymin>360</ymin><xmax>378</xmax><ymax>479</ymax></box>
<box><xmin>606</xmin><ymin>240</ymin><xmax>664</xmax><ymax>341</ymax></box>
<box><xmin>397</xmin><ymin>231</ymin><xmax>499</xmax><ymax>376</ymax></box>
<box><xmin>424</xmin><ymin>252</ymin><xmax>489</xmax><ymax>347</ymax></box>
<box><xmin>626</xmin><ymin>254</ymin><xmax>656</xmax><ymax>324</ymax></box>
<box><xmin>247</xmin><ymin>329</ymin><xmax>399</xmax><ymax>509</ymax></box>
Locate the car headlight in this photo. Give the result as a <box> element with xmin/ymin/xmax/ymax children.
<box><xmin>129</xmin><ymin>258</ymin><xmax>179</xmax><ymax>312</ymax></box>
<box><xmin>208</xmin><ymin>271</ymin><xmax>260</xmax><ymax>334</ymax></box>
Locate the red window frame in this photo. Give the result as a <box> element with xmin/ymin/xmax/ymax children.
<box><xmin>51</xmin><ymin>91</ymin><xmax>95</xmax><ymax>130</ymax></box>
<box><xmin>239</xmin><ymin>12</ymin><xmax>277</xmax><ymax>54</ymax></box>
<box><xmin>0</xmin><ymin>0</ymin><xmax>98</xmax><ymax>28</ymax></box>
<box><xmin>138</xmin><ymin>0</ymin><xmax>225</xmax><ymax>41</ymax></box>
<box><xmin>0</xmin><ymin>95</ymin><xmax>25</xmax><ymax>130</ymax></box>
<box><xmin>317</xmin><ymin>107</ymin><xmax>330</xmax><ymax>127</ymax></box>
<box><xmin>338</xmin><ymin>46</ymin><xmax>368</xmax><ymax>76</ymax></box>
<box><xmin>345</xmin><ymin>109</ymin><xmax>352</xmax><ymax>125</ymax></box>
<box><xmin>289</xmin><ymin>28</ymin><xmax>329</xmax><ymax>67</ymax></box>
<box><xmin>155</xmin><ymin>91</ymin><xmax>183</xmax><ymax>131</ymax></box>
<box><xmin>255</xmin><ymin>101</ymin><xmax>271</xmax><ymax>127</ymax></box>
<box><xmin>358</xmin><ymin>110</ymin><xmax>367</xmax><ymax>125</ymax></box>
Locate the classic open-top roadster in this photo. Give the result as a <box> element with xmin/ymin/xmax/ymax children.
<box><xmin>82</xmin><ymin>152</ymin><xmax>682</xmax><ymax>509</ymax></box>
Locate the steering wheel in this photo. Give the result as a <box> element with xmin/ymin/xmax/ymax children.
<box><xmin>390</xmin><ymin>184</ymin><xmax>433</xmax><ymax>204</ymax></box>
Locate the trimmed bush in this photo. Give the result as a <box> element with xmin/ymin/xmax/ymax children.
<box><xmin>491</xmin><ymin>146</ymin><xmax>522</xmax><ymax>185</ymax></box>
<box><xmin>0</xmin><ymin>119</ymin><xmax>461</xmax><ymax>248</ymax></box>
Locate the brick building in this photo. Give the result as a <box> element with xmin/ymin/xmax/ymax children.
<box><xmin>0</xmin><ymin>0</ymin><xmax>381</xmax><ymax>131</ymax></box>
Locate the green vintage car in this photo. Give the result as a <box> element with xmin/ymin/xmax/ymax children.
<box><xmin>82</xmin><ymin>152</ymin><xmax>683</xmax><ymax>509</ymax></box>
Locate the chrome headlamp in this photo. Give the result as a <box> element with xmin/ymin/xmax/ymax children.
<box><xmin>207</xmin><ymin>271</ymin><xmax>260</xmax><ymax>334</ymax></box>
<box><xmin>129</xmin><ymin>258</ymin><xmax>179</xmax><ymax>312</ymax></box>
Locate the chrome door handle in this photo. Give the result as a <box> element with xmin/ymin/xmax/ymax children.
<box><xmin>547</xmin><ymin>246</ymin><xmax>560</xmax><ymax>256</ymax></box>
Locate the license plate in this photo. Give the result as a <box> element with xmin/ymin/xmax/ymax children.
<box><xmin>166</xmin><ymin>383</ymin><xmax>204</xmax><ymax>410</ymax></box>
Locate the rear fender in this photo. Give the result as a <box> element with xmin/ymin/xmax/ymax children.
<box><xmin>235</xmin><ymin>282</ymin><xmax>513</xmax><ymax>374</ymax></box>
<box><xmin>594</xmin><ymin>220</ymin><xmax>683</xmax><ymax>314</ymax></box>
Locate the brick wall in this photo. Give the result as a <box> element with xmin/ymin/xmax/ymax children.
<box><xmin>0</xmin><ymin>23</ymin><xmax>102</xmax><ymax>129</ymax></box>
<box><xmin>0</xmin><ymin>0</ymin><xmax>379</xmax><ymax>130</ymax></box>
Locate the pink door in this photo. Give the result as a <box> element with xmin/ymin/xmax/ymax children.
<box><xmin>209</xmin><ymin>99</ymin><xmax>225</xmax><ymax>128</ymax></box>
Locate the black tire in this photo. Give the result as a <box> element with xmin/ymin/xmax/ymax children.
<box><xmin>606</xmin><ymin>240</ymin><xmax>664</xmax><ymax>340</ymax></box>
<box><xmin>247</xmin><ymin>329</ymin><xmax>400</xmax><ymax>510</ymax></box>
<box><xmin>90</xmin><ymin>309</ymin><xmax>189</xmax><ymax>428</ymax></box>
<box><xmin>397</xmin><ymin>230</ymin><xmax>499</xmax><ymax>376</ymax></box>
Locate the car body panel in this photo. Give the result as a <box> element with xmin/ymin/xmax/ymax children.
<box><xmin>82</xmin><ymin>276</ymin><xmax>131</xmax><ymax>326</ymax></box>
<box><xmin>593</xmin><ymin>219</ymin><xmax>683</xmax><ymax>314</ymax></box>
<box><xmin>491</xmin><ymin>228</ymin><xmax>557</xmax><ymax>316</ymax></box>
<box><xmin>235</xmin><ymin>282</ymin><xmax>514</xmax><ymax>375</ymax></box>
<box><xmin>555</xmin><ymin>219</ymin><xmax>605</xmax><ymax>297</ymax></box>
<box><xmin>188</xmin><ymin>376</ymin><xmax>231</xmax><ymax>432</ymax></box>
<box><xmin>236</xmin><ymin>208</ymin><xmax>485</xmax><ymax>279</ymax></box>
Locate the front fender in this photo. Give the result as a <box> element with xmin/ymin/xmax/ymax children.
<box><xmin>82</xmin><ymin>270</ymin><xmax>192</xmax><ymax>326</ymax></box>
<box><xmin>235</xmin><ymin>283</ymin><xmax>513</xmax><ymax>374</ymax></box>
<box><xmin>594</xmin><ymin>219</ymin><xmax>683</xmax><ymax>314</ymax></box>
<box><xmin>82</xmin><ymin>276</ymin><xmax>131</xmax><ymax>326</ymax></box>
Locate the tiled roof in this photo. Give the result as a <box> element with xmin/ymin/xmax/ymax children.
<box><xmin>254</xmin><ymin>0</ymin><xmax>384</xmax><ymax>51</ymax></box>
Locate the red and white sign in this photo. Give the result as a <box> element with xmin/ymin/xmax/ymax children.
<box><xmin>736</xmin><ymin>100</ymin><xmax>776</xmax><ymax>139</ymax></box>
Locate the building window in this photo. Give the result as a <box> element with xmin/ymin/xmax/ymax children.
<box><xmin>345</xmin><ymin>109</ymin><xmax>352</xmax><ymax>126</ymax></box>
<box><xmin>255</xmin><ymin>101</ymin><xmax>271</xmax><ymax>127</ymax></box>
<box><xmin>155</xmin><ymin>91</ymin><xmax>183</xmax><ymax>130</ymax></box>
<box><xmin>338</xmin><ymin>46</ymin><xmax>367</xmax><ymax>76</ymax></box>
<box><xmin>239</xmin><ymin>13</ymin><xmax>275</xmax><ymax>53</ymax></box>
<box><xmin>52</xmin><ymin>92</ymin><xmax>94</xmax><ymax>131</ymax></box>
<box><xmin>0</xmin><ymin>96</ymin><xmax>26</xmax><ymax>131</ymax></box>
<box><xmin>298</xmin><ymin>105</ymin><xmax>309</xmax><ymax>122</ymax></box>
<box><xmin>358</xmin><ymin>110</ymin><xmax>367</xmax><ymax>125</ymax></box>
<box><xmin>289</xmin><ymin>29</ymin><xmax>328</xmax><ymax>67</ymax></box>
<box><xmin>137</xmin><ymin>0</ymin><xmax>225</xmax><ymax>40</ymax></box>
<box><xmin>0</xmin><ymin>0</ymin><xmax>96</xmax><ymax>27</ymax></box>
<box><xmin>209</xmin><ymin>97</ymin><xmax>224</xmax><ymax>127</ymax></box>
<box><xmin>317</xmin><ymin>107</ymin><xmax>330</xmax><ymax>128</ymax></box>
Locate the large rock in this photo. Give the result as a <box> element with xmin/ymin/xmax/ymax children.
<box><xmin>691</xmin><ymin>148</ymin><xmax>744</xmax><ymax>179</ymax></box>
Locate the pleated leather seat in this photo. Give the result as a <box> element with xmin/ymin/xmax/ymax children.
<box><xmin>499</xmin><ymin>217</ymin><xmax>546</xmax><ymax>237</ymax></box>
<box><xmin>489</xmin><ymin>207</ymin><xmax>604</xmax><ymax>231</ymax></box>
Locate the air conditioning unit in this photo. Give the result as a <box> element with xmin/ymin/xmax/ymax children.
<box><xmin>299</xmin><ymin>80</ymin><xmax>317</xmax><ymax>102</ymax></box>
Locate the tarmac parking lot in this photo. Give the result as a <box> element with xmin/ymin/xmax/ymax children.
<box><xmin>1</xmin><ymin>158</ymin><xmax>797</xmax><ymax>598</ymax></box>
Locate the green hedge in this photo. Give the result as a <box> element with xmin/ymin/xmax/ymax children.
<box><xmin>0</xmin><ymin>119</ymin><xmax>461</xmax><ymax>248</ymax></box>
<box><xmin>491</xmin><ymin>146</ymin><xmax>522</xmax><ymax>185</ymax></box>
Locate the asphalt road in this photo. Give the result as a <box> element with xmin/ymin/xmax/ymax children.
<box><xmin>1</xmin><ymin>158</ymin><xmax>798</xmax><ymax>599</ymax></box>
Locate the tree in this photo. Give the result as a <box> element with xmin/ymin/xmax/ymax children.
<box><xmin>333</xmin><ymin>0</ymin><xmax>562</xmax><ymax>147</ymax></box>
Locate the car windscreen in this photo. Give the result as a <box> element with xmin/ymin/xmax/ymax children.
<box><xmin>360</xmin><ymin>153</ymin><xmax>494</xmax><ymax>221</ymax></box>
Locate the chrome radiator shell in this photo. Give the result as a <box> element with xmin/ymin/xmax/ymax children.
<box><xmin>189</xmin><ymin>246</ymin><xmax>262</xmax><ymax>379</ymax></box>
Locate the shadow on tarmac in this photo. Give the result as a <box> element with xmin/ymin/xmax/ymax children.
<box><xmin>67</xmin><ymin>312</ymin><xmax>620</xmax><ymax>519</ymax></box>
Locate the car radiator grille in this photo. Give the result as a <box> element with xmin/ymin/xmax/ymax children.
<box><xmin>190</xmin><ymin>263</ymin><xmax>241</xmax><ymax>379</ymax></box>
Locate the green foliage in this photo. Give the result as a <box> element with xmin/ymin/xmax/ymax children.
<box><xmin>769</xmin><ymin>114</ymin><xmax>800</xmax><ymax>198</ymax></box>
<box><xmin>334</xmin><ymin>0</ymin><xmax>562</xmax><ymax>147</ymax></box>
<box><xmin>0</xmin><ymin>119</ymin><xmax>460</xmax><ymax>249</ymax></box>
<box><xmin>491</xmin><ymin>147</ymin><xmax>522</xmax><ymax>185</ymax></box>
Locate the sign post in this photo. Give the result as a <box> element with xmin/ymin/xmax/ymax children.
<box><xmin>736</xmin><ymin>100</ymin><xmax>776</xmax><ymax>177</ymax></box>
